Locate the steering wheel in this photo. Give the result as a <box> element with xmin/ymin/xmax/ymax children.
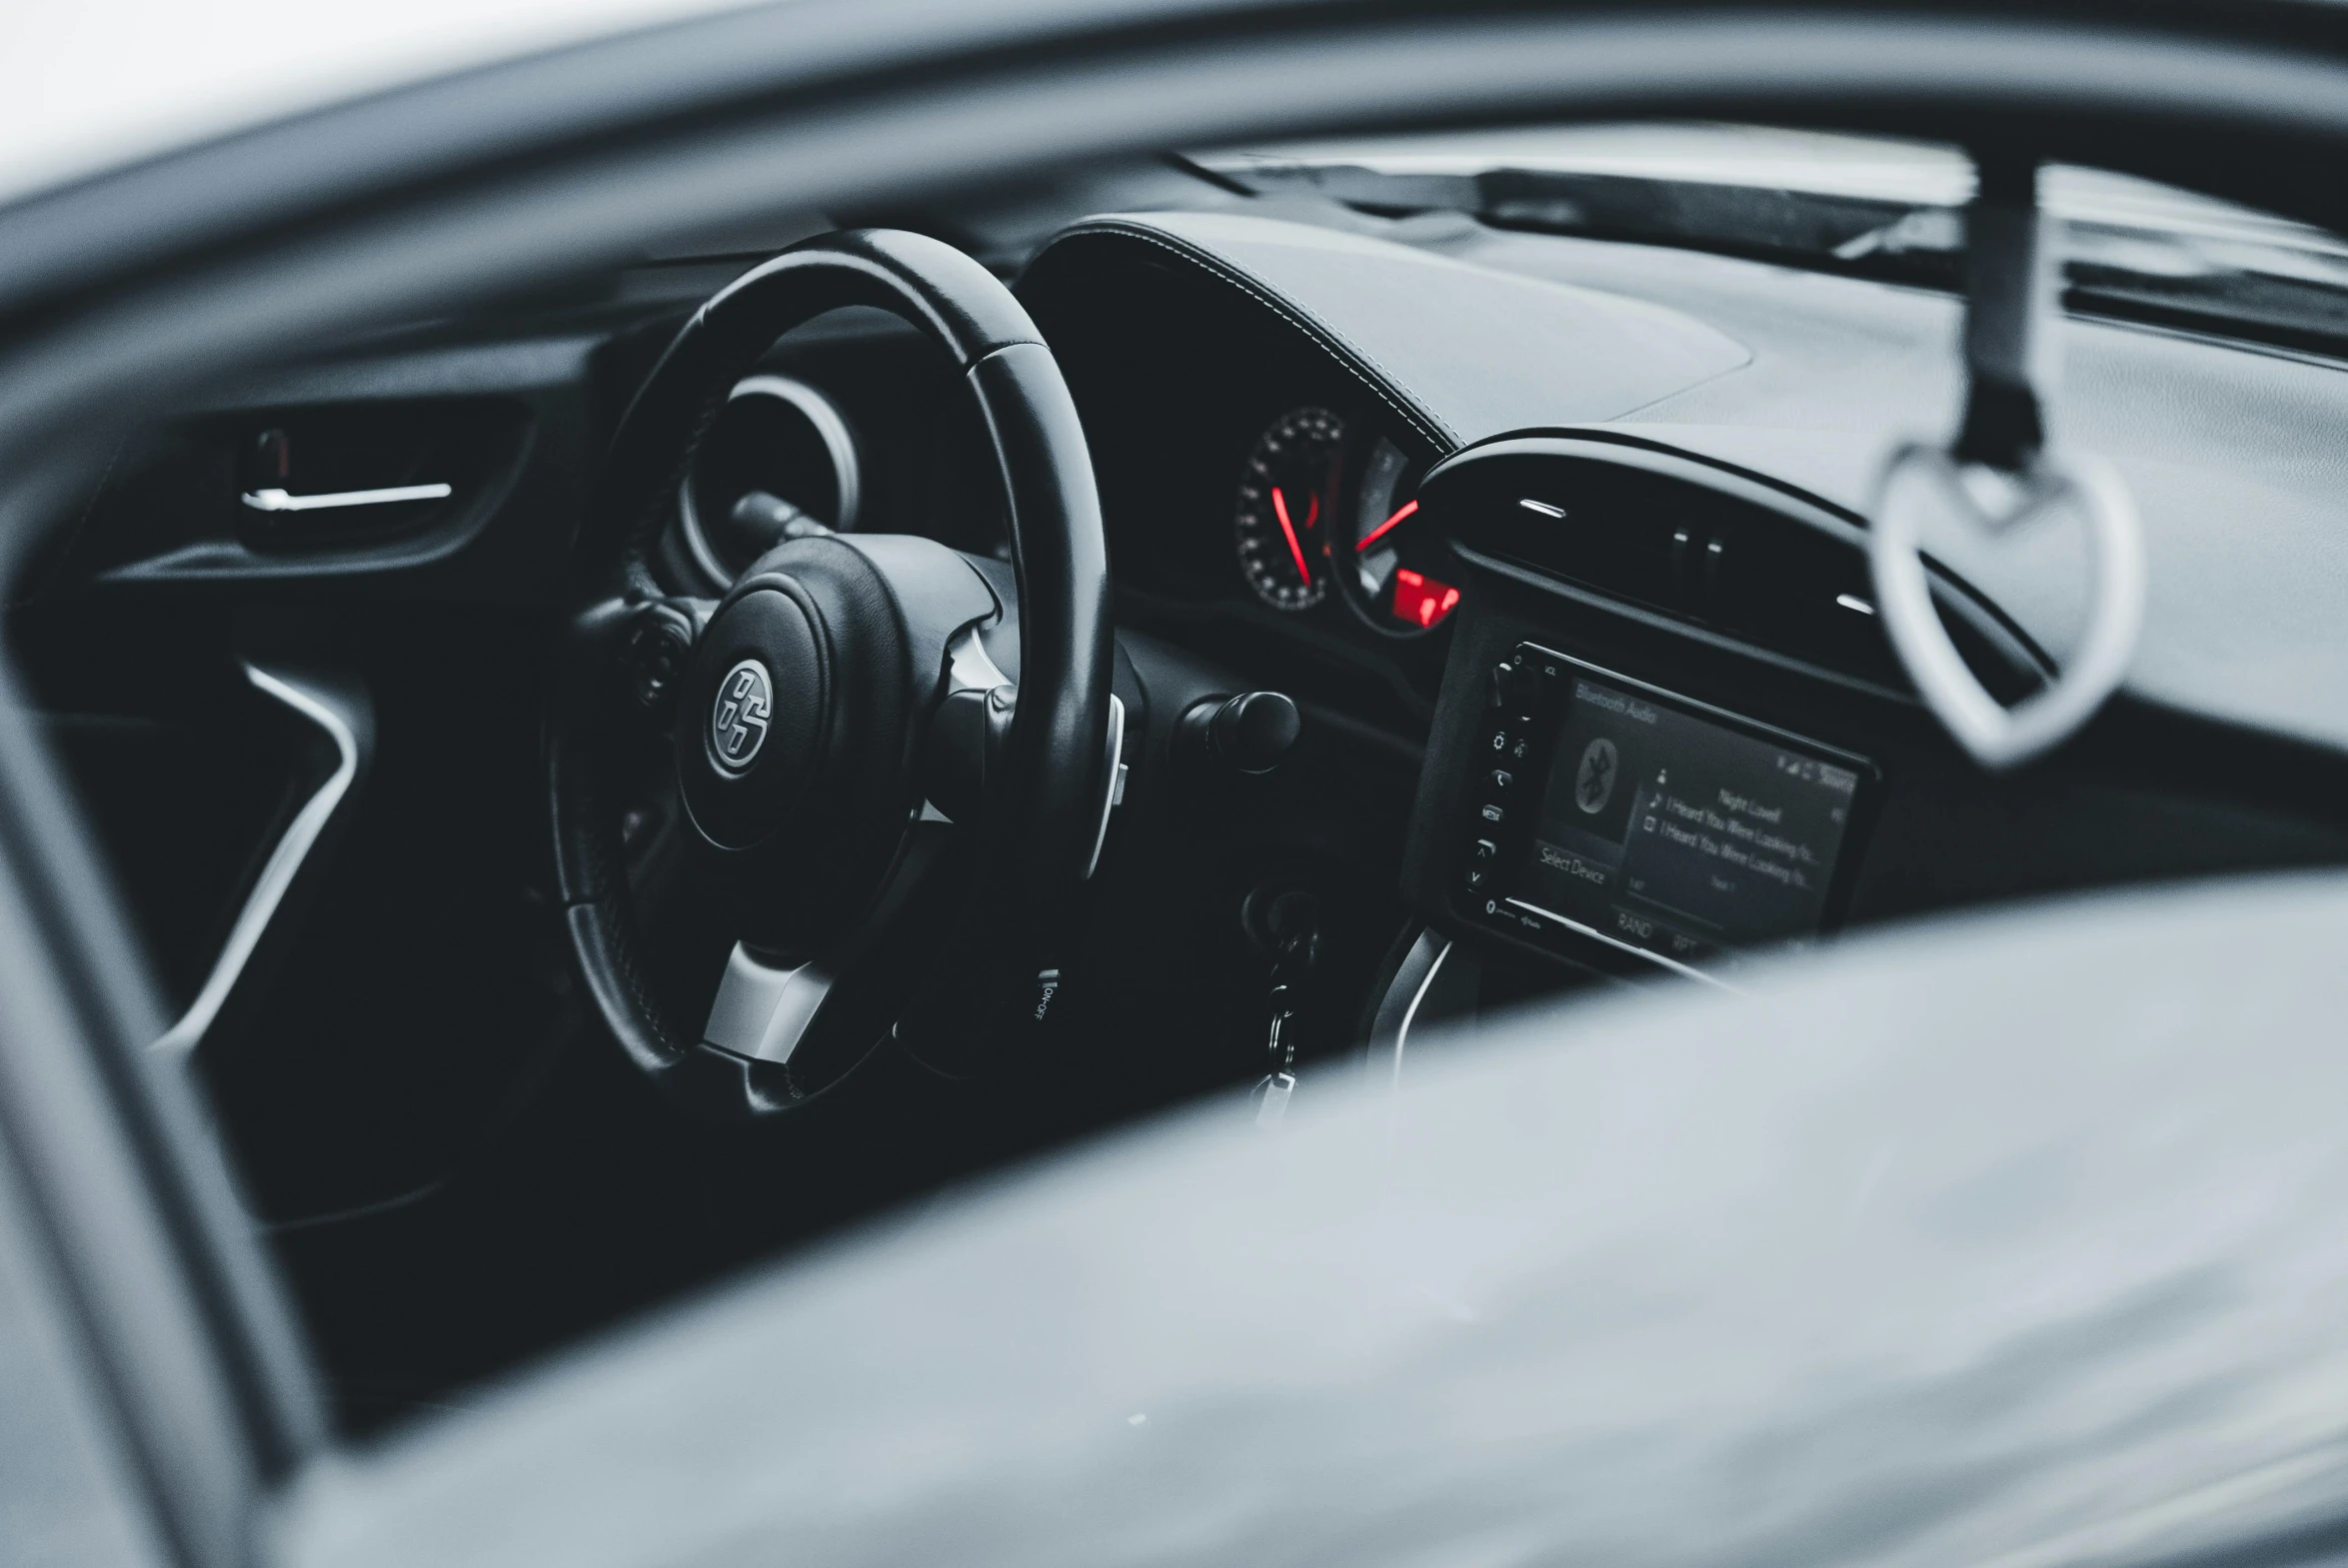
<box><xmin>548</xmin><ymin>229</ymin><xmax>1114</xmax><ymax>1118</ymax></box>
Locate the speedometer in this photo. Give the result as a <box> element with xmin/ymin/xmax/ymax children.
<box><xmin>1234</xmin><ymin>406</ymin><xmax>1344</xmax><ymax>611</ymax></box>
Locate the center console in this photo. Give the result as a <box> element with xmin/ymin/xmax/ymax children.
<box><xmin>1388</xmin><ymin>425</ymin><xmax>2348</xmax><ymax>1020</ymax></box>
<box><xmin>1396</xmin><ymin>431</ymin><xmax>2040</xmax><ymax>989</ymax></box>
<box><xmin>1457</xmin><ymin>643</ymin><xmax>1877</xmax><ymax>976</ymax></box>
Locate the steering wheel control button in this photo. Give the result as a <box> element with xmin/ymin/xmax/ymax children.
<box><xmin>709</xmin><ymin>660</ymin><xmax>773</xmax><ymax>774</ymax></box>
<box><xmin>622</xmin><ymin>604</ymin><xmax>697</xmax><ymax>718</ymax></box>
<box><xmin>1489</xmin><ymin>659</ymin><xmax>1539</xmax><ymax>718</ymax></box>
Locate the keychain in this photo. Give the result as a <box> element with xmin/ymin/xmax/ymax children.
<box><xmin>1249</xmin><ymin>893</ymin><xmax>1319</xmax><ymax>1128</ymax></box>
<box><xmin>1868</xmin><ymin>149</ymin><xmax>2144</xmax><ymax>771</ymax></box>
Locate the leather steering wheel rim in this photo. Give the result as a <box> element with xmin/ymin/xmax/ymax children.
<box><xmin>548</xmin><ymin>229</ymin><xmax>1112</xmax><ymax>1117</ymax></box>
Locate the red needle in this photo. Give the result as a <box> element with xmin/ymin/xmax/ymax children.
<box><xmin>1270</xmin><ymin>487</ymin><xmax>1312</xmax><ymax>587</ymax></box>
<box><xmin>1356</xmin><ymin>498</ymin><xmax>1418</xmax><ymax>553</ymax></box>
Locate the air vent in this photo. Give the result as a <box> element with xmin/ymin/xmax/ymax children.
<box><xmin>1422</xmin><ymin>435</ymin><xmax>2051</xmax><ymax>705</ymax></box>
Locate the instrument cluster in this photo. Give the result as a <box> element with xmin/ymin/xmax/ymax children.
<box><xmin>1230</xmin><ymin>404</ymin><xmax>1461</xmax><ymax>638</ymax></box>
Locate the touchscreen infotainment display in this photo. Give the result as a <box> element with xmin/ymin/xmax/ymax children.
<box><xmin>1510</xmin><ymin>665</ymin><xmax>1866</xmax><ymax>964</ymax></box>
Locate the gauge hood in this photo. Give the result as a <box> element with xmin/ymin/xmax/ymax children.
<box><xmin>1063</xmin><ymin>210</ymin><xmax>1753</xmax><ymax>448</ymax></box>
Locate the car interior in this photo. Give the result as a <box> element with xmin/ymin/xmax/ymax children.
<box><xmin>14</xmin><ymin>8</ymin><xmax>2348</xmax><ymax>1560</ymax></box>
<box><xmin>15</xmin><ymin>116</ymin><xmax>2348</xmax><ymax>1436</ymax></box>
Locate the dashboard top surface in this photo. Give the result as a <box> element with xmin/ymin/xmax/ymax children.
<box><xmin>1059</xmin><ymin>207</ymin><xmax>2348</xmax><ymax>757</ymax></box>
<box><xmin>1059</xmin><ymin>210</ymin><xmax>1753</xmax><ymax>446</ymax></box>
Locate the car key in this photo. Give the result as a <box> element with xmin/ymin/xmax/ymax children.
<box><xmin>1251</xmin><ymin>893</ymin><xmax>1320</xmax><ymax>1128</ymax></box>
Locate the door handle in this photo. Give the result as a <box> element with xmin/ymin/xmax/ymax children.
<box><xmin>239</xmin><ymin>482</ymin><xmax>452</xmax><ymax>513</ymax></box>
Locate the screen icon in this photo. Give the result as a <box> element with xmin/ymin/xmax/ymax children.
<box><xmin>1574</xmin><ymin>737</ymin><xmax>1619</xmax><ymax>814</ymax></box>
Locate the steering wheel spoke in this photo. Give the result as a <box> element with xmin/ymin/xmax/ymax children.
<box><xmin>703</xmin><ymin>944</ymin><xmax>835</xmax><ymax>1065</ymax></box>
<box><xmin>922</xmin><ymin>626</ymin><xmax>1017</xmax><ymax>825</ymax></box>
<box><xmin>698</xmin><ymin>813</ymin><xmax>956</xmax><ymax>1078</ymax></box>
<box><xmin>695</xmin><ymin>806</ymin><xmax>953</xmax><ymax>1065</ymax></box>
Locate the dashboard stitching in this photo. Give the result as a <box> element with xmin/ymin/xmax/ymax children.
<box><xmin>1058</xmin><ymin>220</ymin><xmax>1461</xmax><ymax>454</ymax></box>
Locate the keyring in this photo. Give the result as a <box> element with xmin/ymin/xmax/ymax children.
<box><xmin>1868</xmin><ymin>149</ymin><xmax>2145</xmax><ymax>771</ymax></box>
<box><xmin>1869</xmin><ymin>442</ymin><xmax>2143</xmax><ymax>770</ymax></box>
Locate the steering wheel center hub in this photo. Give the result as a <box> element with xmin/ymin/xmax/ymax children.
<box><xmin>677</xmin><ymin>579</ymin><xmax>830</xmax><ymax>850</ymax></box>
<box><xmin>709</xmin><ymin>658</ymin><xmax>775</xmax><ymax>774</ymax></box>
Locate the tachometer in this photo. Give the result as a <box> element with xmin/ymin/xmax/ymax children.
<box><xmin>1234</xmin><ymin>406</ymin><xmax>1345</xmax><ymax>611</ymax></box>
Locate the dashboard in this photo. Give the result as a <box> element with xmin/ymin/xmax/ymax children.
<box><xmin>1018</xmin><ymin>207</ymin><xmax>2348</xmax><ymax>991</ymax></box>
<box><xmin>21</xmin><ymin>195</ymin><xmax>2348</xmax><ymax>1049</ymax></box>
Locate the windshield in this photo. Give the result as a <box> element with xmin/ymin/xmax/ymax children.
<box><xmin>1196</xmin><ymin>123</ymin><xmax>2348</xmax><ymax>354</ymax></box>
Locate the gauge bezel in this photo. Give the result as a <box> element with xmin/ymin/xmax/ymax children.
<box><xmin>678</xmin><ymin>374</ymin><xmax>862</xmax><ymax>586</ymax></box>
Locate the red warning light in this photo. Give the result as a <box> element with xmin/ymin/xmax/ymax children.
<box><xmin>1391</xmin><ymin>567</ymin><xmax>1461</xmax><ymax>629</ymax></box>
